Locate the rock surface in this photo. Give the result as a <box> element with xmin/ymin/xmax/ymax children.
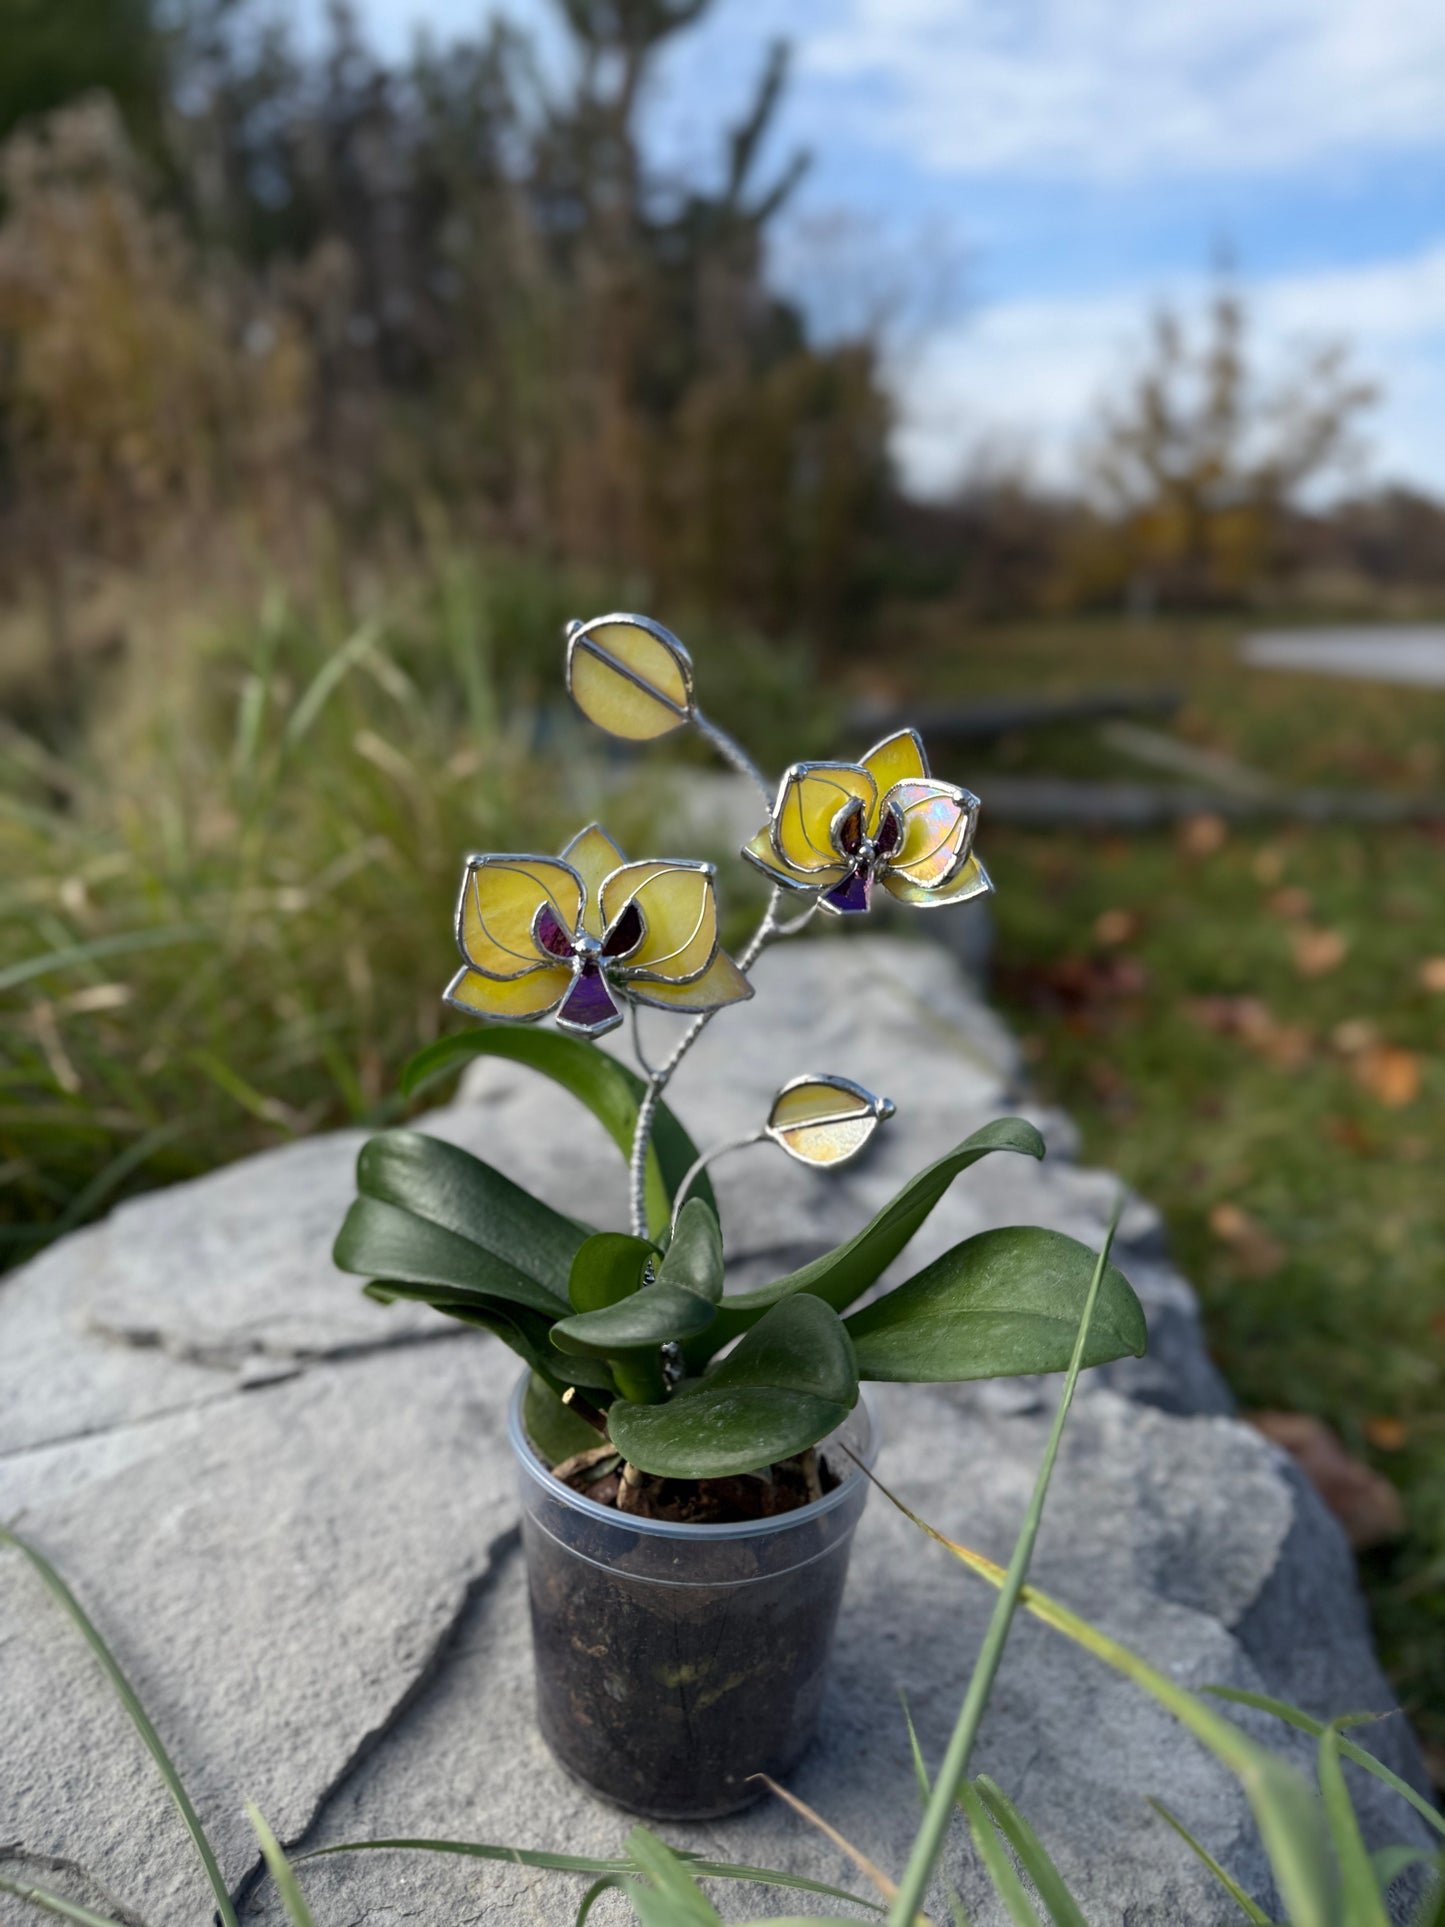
<box><xmin>1</xmin><ymin>935</ymin><xmax>1435</xmax><ymax>1927</ymax></box>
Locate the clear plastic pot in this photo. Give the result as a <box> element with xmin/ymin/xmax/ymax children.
<box><xmin>508</xmin><ymin>1376</ymin><xmax>876</xmax><ymax>1820</ymax></box>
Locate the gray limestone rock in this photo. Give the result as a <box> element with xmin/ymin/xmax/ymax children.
<box><xmin>1</xmin><ymin>936</ymin><xmax>1435</xmax><ymax>1927</ymax></box>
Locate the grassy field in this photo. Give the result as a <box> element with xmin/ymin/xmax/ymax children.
<box><xmin>4</xmin><ymin>574</ymin><xmax>1443</xmax><ymax>1773</ymax></box>
<box><xmin>887</xmin><ymin>608</ymin><xmax>1445</xmax><ymax>1775</ymax></box>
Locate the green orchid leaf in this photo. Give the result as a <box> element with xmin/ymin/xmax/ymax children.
<box><xmin>607</xmin><ymin>1296</ymin><xmax>858</xmax><ymax>1478</ymax></box>
<box><xmin>696</xmin><ymin>1118</ymin><xmax>1046</xmax><ymax>1357</ymax></box>
<box><xmin>657</xmin><ymin>1197</ymin><xmax>724</xmax><ymax>1304</ymax></box>
<box><xmin>398</xmin><ymin>1027</ymin><xmax>714</xmax><ymax>1238</ymax></box>
<box><xmin>365</xmin><ymin>1287</ymin><xmax>615</xmax><ymax>1393</ymax></box>
<box><xmin>553</xmin><ymin>1202</ymin><xmax>726</xmax><ymax>1360</ymax></box>
<box><xmin>550</xmin><ymin>1280</ymin><xmax>716</xmax><ymax>1358</ymax></box>
<box><xmin>844</xmin><ymin>1226</ymin><xmax>1145</xmax><ymax>1381</ymax></box>
<box><xmin>525</xmin><ymin>1372</ymin><xmax>606</xmax><ymax>1464</ymax></box>
<box><xmin>352</xmin><ymin>1129</ymin><xmax>586</xmax><ymax>1293</ymax></box>
<box><xmin>570</xmin><ymin>1232</ymin><xmax>657</xmax><ymax>1314</ymax></box>
<box><xmin>336</xmin><ymin>1194</ymin><xmax>571</xmax><ymax>1319</ymax></box>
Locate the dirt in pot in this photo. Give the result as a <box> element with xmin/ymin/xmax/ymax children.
<box><xmin>521</xmin><ymin>1463</ymin><xmax>859</xmax><ymax>1818</ymax></box>
<box><xmin>548</xmin><ymin>1443</ymin><xmax>840</xmax><ymax>1523</ymax></box>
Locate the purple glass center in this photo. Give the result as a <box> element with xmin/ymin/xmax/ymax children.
<box><xmin>874</xmin><ymin>806</ymin><xmax>902</xmax><ymax>857</ymax></box>
<box><xmin>836</xmin><ymin>803</ymin><xmax>867</xmax><ymax>859</ymax></box>
<box><xmin>824</xmin><ymin>868</ymin><xmax>873</xmax><ymax>914</ymax></box>
<box><xmin>603</xmin><ymin>900</ymin><xmax>644</xmax><ymax>958</ymax></box>
<box><xmin>535</xmin><ymin>902</ymin><xmax>574</xmax><ymax>959</ymax></box>
<box><xmin>558</xmin><ymin>960</ymin><xmax>620</xmax><ymax>1031</ymax></box>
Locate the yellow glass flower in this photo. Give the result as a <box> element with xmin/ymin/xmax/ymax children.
<box><xmin>741</xmin><ymin>729</ymin><xmax>991</xmax><ymax>915</ymax></box>
<box><xmin>444</xmin><ymin>825</ymin><xmax>753</xmax><ymax>1038</ymax></box>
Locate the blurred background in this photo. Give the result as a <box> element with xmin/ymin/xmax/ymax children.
<box><xmin>2</xmin><ymin>0</ymin><xmax>1443</xmax><ymax>1778</ymax></box>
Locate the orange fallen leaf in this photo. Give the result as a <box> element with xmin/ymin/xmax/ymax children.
<box><xmin>1268</xmin><ymin>886</ymin><xmax>1313</xmax><ymax>921</ymax></box>
<box><xmin>1208</xmin><ymin>1202</ymin><xmax>1288</xmax><ymax>1278</ymax></box>
<box><xmin>1249</xmin><ymin>1412</ymin><xmax>1406</xmax><ymax>1549</ymax></box>
<box><xmin>1186</xmin><ymin>997</ymin><xmax>1313</xmax><ymax>1067</ymax></box>
<box><xmin>1324</xmin><ymin>1115</ymin><xmax>1375</xmax><ymax>1155</ymax></box>
<box><xmin>1353</xmin><ymin>1045</ymin><xmax>1421</xmax><ymax>1107</ymax></box>
<box><xmin>1365</xmin><ymin>1416</ymin><xmax>1408</xmax><ymax>1452</ymax></box>
<box><xmin>1178</xmin><ymin>812</ymin><xmax>1227</xmax><ymax>859</ymax></box>
<box><xmin>1419</xmin><ymin>957</ymin><xmax>1445</xmax><ymax>993</ymax></box>
<box><xmin>1093</xmin><ymin>907</ymin><xmax>1140</xmax><ymax>946</ymax></box>
<box><xmin>1292</xmin><ymin>926</ymin><xmax>1349</xmax><ymax>977</ymax></box>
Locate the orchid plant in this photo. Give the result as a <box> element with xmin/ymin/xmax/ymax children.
<box><xmin>334</xmin><ymin>614</ymin><xmax>1146</xmax><ymax>1495</ymax></box>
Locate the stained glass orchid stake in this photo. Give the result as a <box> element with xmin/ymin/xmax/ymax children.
<box><xmin>334</xmin><ymin>613</ymin><xmax>1147</xmax><ymax>1501</ymax></box>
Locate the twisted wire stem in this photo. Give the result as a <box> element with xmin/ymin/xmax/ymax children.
<box><xmin>627</xmin><ymin>885</ymin><xmax>785</xmax><ymax>1237</ymax></box>
<box><xmin>624</xmin><ymin>711</ymin><xmax>811</xmax><ymax>1238</ymax></box>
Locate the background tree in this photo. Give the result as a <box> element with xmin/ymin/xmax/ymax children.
<box><xmin>1081</xmin><ymin>278</ymin><xmax>1377</xmax><ymax>612</ymax></box>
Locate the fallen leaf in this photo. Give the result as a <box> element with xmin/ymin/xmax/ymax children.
<box><xmin>1269</xmin><ymin>886</ymin><xmax>1314</xmax><ymax>921</ymax></box>
<box><xmin>1324</xmin><ymin>1115</ymin><xmax>1375</xmax><ymax>1156</ymax></box>
<box><xmin>1353</xmin><ymin>1046</ymin><xmax>1421</xmax><ymax>1107</ymax></box>
<box><xmin>1185</xmin><ymin>996</ymin><xmax>1313</xmax><ymax>1066</ymax></box>
<box><xmin>1178</xmin><ymin>812</ymin><xmax>1228</xmax><ymax>859</ymax></box>
<box><xmin>1249</xmin><ymin>1412</ymin><xmax>1406</xmax><ymax>1549</ymax></box>
<box><xmin>1419</xmin><ymin>957</ymin><xmax>1445</xmax><ymax>993</ymax></box>
<box><xmin>1292</xmin><ymin>926</ymin><xmax>1349</xmax><ymax>977</ymax></box>
<box><xmin>1093</xmin><ymin>907</ymin><xmax>1140</xmax><ymax>946</ymax></box>
<box><xmin>1331</xmin><ymin>1017</ymin><xmax>1380</xmax><ymax>1055</ymax></box>
<box><xmin>1364</xmin><ymin>1416</ymin><xmax>1408</xmax><ymax>1452</ymax></box>
<box><xmin>1208</xmin><ymin>1202</ymin><xmax>1288</xmax><ymax>1278</ymax></box>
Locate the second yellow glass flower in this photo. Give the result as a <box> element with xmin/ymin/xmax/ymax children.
<box><xmin>445</xmin><ymin>825</ymin><xmax>752</xmax><ymax>1038</ymax></box>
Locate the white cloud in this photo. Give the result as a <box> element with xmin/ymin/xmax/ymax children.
<box><xmin>891</xmin><ymin>244</ymin><xmax>1445</xmax><ymax>498</ymax></box>
<box><xmin>802</xmin><ymin>0</ymin><xmax>1445</xmax><ymax>181</ymax></box>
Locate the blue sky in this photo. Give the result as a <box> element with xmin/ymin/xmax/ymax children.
<box><xmin>326</xmin><ymin>0</ymin><xmax>1445</xmax><ymax>498</ymax></box>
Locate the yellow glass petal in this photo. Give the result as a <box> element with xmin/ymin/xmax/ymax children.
<box><xmin>767</xmin><ymin>1078</ymin><xmax>884</xmax><ymax>1166</ymax></box>
<box><xmin>625</xmin><ymin>950</ymin><xmax>753</xmax><ymax>1014</ymax></box>
<box><xmin>459</xmin><ymin>857</ymin><xmax>583</xmax><ymax>978</ymax></box>
<box><xmin>601</xmin><ymin>860</ymin><xmax>716</xmax><ymax>983</ymax></box>
<box><xmin>886</xmin><ymin>780</ymin><xmax>976</xmax><ymax>889</ymax></box>
<box><xmin>443</xmin><ymin>963</ymin><xmax>571</xmax><ymax>1018</ymax></box>
<box><xmin>560</xmin><ymin>824</ymin><xmax>626</xmax><ymax>935</ymax></box>
<box><xmin>882</xmin><ymin>852</ymin><xmax>993</xmax><ymax>908</ymax></box>
<box><xmin>740</xmin><ymin>826</ymin><xmax>835</xmax><ymax>892</ymax></box>
<box><xmin>861</xmin><ymin>728</ymin><xmax>928</xmax><ymax>800</ymax></box>
<box><xmin>567</xmin><ymin>617</ymin><xmax>693</xmax><ymax>742</ymax></box>
<box><xmin>772</xmin><ymin>764</ymin><xmax>876</xmax><ymax>874</ymax></box>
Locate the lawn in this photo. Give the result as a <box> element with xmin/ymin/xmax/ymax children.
<box><xmin>884</xmin><ymin>607</ymin><xmax>1445</xmax><ymax>1776</ymax></box>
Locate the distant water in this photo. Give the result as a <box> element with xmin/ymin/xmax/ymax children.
<box><xmin>1240</xmin><ymin>627</ymin><xmax>1445</xmax><ymax>688</ymax></box>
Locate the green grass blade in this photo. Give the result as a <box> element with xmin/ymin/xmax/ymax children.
<box><xmin>957</xmin><ymin>1782</ymin><xmax>1042</xmax><ymax>1927</ymax></box>
<box><xmin>576</xmin><ymin>1876</ymin><xmax>627</xmax><ymax>1927</ymax></box>
<box><xmin>900</xmin><ymin>1693</ymin><xmax>933</xmax><ymax>1808</ymax></box>
<box><xmin>1147</xmin><ymin>1799</ymin><xmax>1276</xmax><ymax>1924</ymax></box>
<box><xmin>0</xmin><ymin>1877</ymin><xmax>126</xmax><ymax>1927</ymax></box>
<box><xmin>884</xmin><ymin>1198</ymin><xmax>1122</xmax><ymax>1927</ymax></box>
<box><xmin>1317</xmin><ymin>1726</ymin><xmax>1390</xmax><ymax>1927</ymax></box>
<box><xmin>247</xmin><ymin>1805</ymin><xmax>318</xmax><ymax>1927</ymax></box>
<box><xmin>0</xmin><ymin>1528</ymin><xmax>239</xmax><ymax>1927</ymax></box>
<box><xmin>283</xmin><ymin>620</ymin><xmax>380</xmax><ymax>747</ymax></box>
<box><xmin>1374</xmin><ymin>1848</ymin><xmax>1444</xmax><ymax>1888</ymax></box>
<box><xmin>863</xmin><ymin>1464</ymin><xmax>1339</xmax><ymax>1926</ymax></box>
<box><xmin>1204</xmin><ymin>1688</ymin><xmax>1445</xmax><ymax>1842</ymax></box>
<box><xmin>0</xmin><ymin>925</ymin><xmax>204</xmax><ymax>994</ymax></box>
<box><xmin>625</xmin><ymin>1828</ymin><xmax>724</xmax><ymax>1927</ymax></box>
<box><xmin>1411</xmin><ymin>1873</ymin><xmax>1445</xmax><ymax>1927</ymax></box>
<box><xmin>300</xmin><ymin>1837</ymin><xmax>880</xmax><ymax>1911</ymax></box>
<box><xmin>974</xmin><ymin>1778</ymin><xmax>1087</xmax><ymax>1927</ymax></box>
